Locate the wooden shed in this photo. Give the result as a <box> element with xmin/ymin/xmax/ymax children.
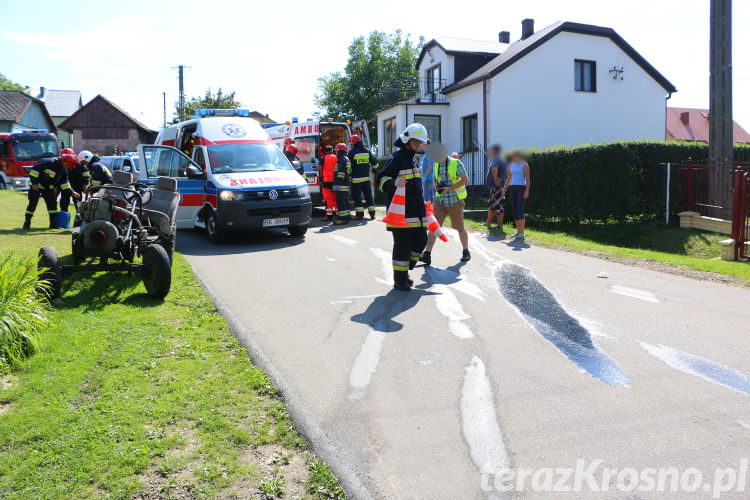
<box><xmin>59</xmin><ymin>95</ymin><xmax>156</xmax><ymax>155</ymax></box>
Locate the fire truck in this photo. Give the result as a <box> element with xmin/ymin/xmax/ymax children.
<box><xmin>265</xmin><ymin>118</ymin><xmax>370</xmax><ymax>206</ymax></box>
<box><xmin>0</xmin><ymin>130</ymin><xmax>60</xmax><ymax>190</ymax></box>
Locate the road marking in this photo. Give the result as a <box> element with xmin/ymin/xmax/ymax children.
<box><xmin>640</xmin><ymin>342</ymin><xmax>750</xmax><ymax>396</ymax></box>
<box><xmin>495</xmin><ymin>261</ymin><xmax>630</xmax><ymax>386</ymax></box>
<box><xmin>423</xmin><ymin>266</ymin><xmax>485</xmax><ymax>301</ymax></box>
<box><xmin>330</xmin><ymin>234</ymin><xmax>358</xmax><ymax>247</ymax></box>
<box><xmin>330</xmin><ymin>294</ymin><xmax>381</xmax><ymax>305</ymax></box>
<box><xmin>369</xmin><ymin>247</ymin><xmax>393</xmax><ymax>286</ymax></box>
<box><xmin>348</xmin><ymin>329</ymin><xmax>387</xmax><ymax>400</ymax></box>
<box><xmin>611</xmin><ymin>285</ymin><xmax>660</xmax><ymax>303</ymax></box>
<box><xmin>433</xmin><ymin>284</ymin><xmax>474</xmax><ymax>339</ymax></box>
<box><xmin>737</xmin><ymin>420</ymin><xmax>750</xmax><ymax>432</ymax></box>
<box><xmin>461</xmin><ymin>356</ymin><xmax>510</xmax><ymax>476</ymax></box>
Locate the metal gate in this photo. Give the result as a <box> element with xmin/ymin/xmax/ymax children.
<box><xmin>731</xmin><ymin>169</ymin><xmax>750</xmax><ymax>260</ymax></box>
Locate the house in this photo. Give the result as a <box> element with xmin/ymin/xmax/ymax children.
<box><xmin>375</xmin><ymin>19</ymin><xmax>677</xmax><ymax>159</ymax></box>
<box><xmin>0</xmin><ymin>90</ymin><xmax>58</xmax><ymax>133</ymax></box>
<box><xmin>248</xmin><ymin>111</ymin><xmax>276</xmax><ymax>124</ymax></box>
<box><xmin>59</xmin><ymin>95</ymin><xmax>157</xmax><ymax>155</ymax></box>
<box><xmin>666</xmin><ymin>107</ymin><xmax>750</xmax><ymax>144</ymax></box>
<box><xmin>29</xmin><ymin>87</ymin><xmax>83</xmax><ymax>149</ymax></box>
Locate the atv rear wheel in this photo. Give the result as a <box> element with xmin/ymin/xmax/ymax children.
<box><xmin>141</xmin><ymin>244</ymin><xmax>171</xmax><ymax>299</ymax></box>
<box><xmin>38</xmin><ymin>246</ymin><xmax>62</xmax><ymax>300</ymax></box>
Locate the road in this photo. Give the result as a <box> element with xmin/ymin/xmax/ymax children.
<box><xmin>178</xmin><ymin>216</ymin><xmax>750</xmax><ymax>500</ymax></box>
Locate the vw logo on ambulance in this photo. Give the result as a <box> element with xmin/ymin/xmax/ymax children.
<box><xmin>268</xmin><ymin>189</ymin><xmax>279</xmax><ymax>200</ymax></box>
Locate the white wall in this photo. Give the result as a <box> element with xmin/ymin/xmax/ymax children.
<box><xmin>485</xmin><ymin>31</ymin><xmax>669</xmax><ymax>150</ymax></box>
<box><xmin>376</xmin><ymin>104</ymin><xmax>450</xmax><ymax>157</ymax></box>
<box><xmin>419</xmin><ymin>45</ymin><xmax>455</xmax><ymax>85</ymax></box>
<box><xmin>442</xmin><ymin>84</ymin><xmax>484</xmax><ymax>154</ymax></box>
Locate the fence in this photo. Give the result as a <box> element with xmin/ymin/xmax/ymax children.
<box><xmin>731</xmin><ymin>168</ymin><xmax>750</xmax><ymax>260</ymax></box>
<box><xmin>458</xmin><ymin>147</ymin><xmax>488</xmax><ymax>210</ymax></box>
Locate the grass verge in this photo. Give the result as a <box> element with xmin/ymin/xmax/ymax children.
<box><xmin>0</xmin><ymin>191</ymin><xmax>344</xmax><ymax>499</ymax></box>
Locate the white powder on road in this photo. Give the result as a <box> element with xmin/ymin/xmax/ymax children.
<box><xmin>370</xmin><ymin>247</ymin><xmax>394</xmax><ymax>286</ymax></box>
<box><xmin>461</xmin><ymin>356</ymin><xmax>510</xmax><ymax>476</ymax></box>
<box><xmin>433</xmin><ymin>284</ymin><xmax>474</xmax><ymax>339</ymax></box>
<box><xmin>348</xmin><ymin>329</ymin><xmax>387</xmax><ymax>400</ymax></box>
<box><xmin>611</xmin><ymin>285</ymin><xmax>660</xmax><ymax>303</ymax></box>
<box><xmin>330</xmin><ymin>234</ymin><xmax>359</xmax><ymax>247</ymax></box>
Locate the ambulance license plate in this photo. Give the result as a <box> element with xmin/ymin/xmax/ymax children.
<box><xmin>262</xmin><ymin>217</ymin><xmax>289</xmax><ymax>228</ymax></box>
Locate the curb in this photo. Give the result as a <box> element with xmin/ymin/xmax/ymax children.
<box><xmin>188</xmin><ymin>265</ymin><xmax>376</xmax><ymax>500</ymax></box>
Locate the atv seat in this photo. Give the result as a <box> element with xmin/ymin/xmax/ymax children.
<box><xmin>142</xmin><ymin>177</ymin><xmax>180</xmax><ymax>236</ymax></box>
<box><xmin>112</xmin><ymin>170</ymin><xmax>133</xmax><ymax>186</ymax></box>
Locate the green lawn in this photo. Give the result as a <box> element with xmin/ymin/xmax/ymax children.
<box><xmin>0</xmin><ymin>191</ymin><xmax>344</xmax><ymax>499</ymax></box>
<box><xmin>461</xmin><ymin>210</ymin><xmax>750</xmax><ymax>284</ymax></box>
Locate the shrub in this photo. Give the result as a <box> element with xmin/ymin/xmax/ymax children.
<box><xmin>0</xmin><ymin>254</ymin><xmax>50</xmax><ymax>373</ymax></box>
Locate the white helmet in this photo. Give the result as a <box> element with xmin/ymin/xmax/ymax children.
<box><xmin>77</xmin><ymin>150</ymin><xmax>93</xmax><ymax>163</ymax></box>
<box><xmin>399</xmin><ymin>123</ymin><xmax>429</xmax><ymax>144</ymax></box>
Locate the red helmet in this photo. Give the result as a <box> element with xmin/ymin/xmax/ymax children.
<box><xmin>283</xmin><ymin>137</ymin><xmax>295</xmax><ymax>146</ymax></box>
<box><xmin>349</xmin><ymin>134</ymin><xmax>361</xmax><ymax>144</ymax></box>
<box><xmin>286</xmin><ymin>144</ymin><xmax>298</xmax><ymax>155</ymax></box>
<box><xmin>335</xmin><ymin>143</ymin><xmax>348</xmax><ymax>152</ymax></box>
<box><xmin>61</xmin><ymin>147</ymin><xmax>75</xmax><ymax>156</ymax></box>
<box><xmin>60</xmin><ymin>154</ymin><xmax>77</xmax><ymax>168</ymax></box>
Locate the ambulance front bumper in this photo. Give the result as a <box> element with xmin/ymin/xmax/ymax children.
<box><xmin>215</xmin><ymin>198</ymin><xmax>312</xmax><ymax>230</ymax></box>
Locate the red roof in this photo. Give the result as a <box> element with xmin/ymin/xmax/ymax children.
<box><xmin>666</xmin><ymin>107</ymin><xmax>750</xmax><ymax>144</ymax></box>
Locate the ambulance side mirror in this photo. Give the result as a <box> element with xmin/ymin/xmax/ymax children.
<box><xmin>186</xmin><ymin>165</ymin><xmax>206</xmax><ymax>180</ymax></box>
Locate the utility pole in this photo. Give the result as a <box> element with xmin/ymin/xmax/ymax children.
<box><xmin>162</xmin><ymin>92</ymin><xmax>167</xmax><ymax>128</ymax></box>
<box><xmin>172</xmin><ymin>64</ymin><xmax>190</xmax><ymax>122</ymax></box>
<box><xmin>708</xmin><ymin>0</ymin><xmax>733</xmax><ymax>215</ymax></box>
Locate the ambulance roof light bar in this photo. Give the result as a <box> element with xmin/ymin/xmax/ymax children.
<box><xmin>193</xmin><ymin>109</ymin><xmax>250</xmax><ymax>117</ymax></box>
<box><xmin>15</xmin><ymin>129</ymin><xmax>50</xmax><ymax>134</ymax></box>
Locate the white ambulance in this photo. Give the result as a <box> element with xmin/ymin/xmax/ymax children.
<box><xmin>136</xmin><ymin>109</ymin><xmax>312</xmax><ymax>242</ymax></box>
<box><xmin>265</xmin><ymin>118</ymin><xmax>371</xmax><ymax>206</ymax></box>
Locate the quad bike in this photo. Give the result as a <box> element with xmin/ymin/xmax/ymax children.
<box><xmin>38</xmin><ymin>173</ymin><xmax>180</xmax><ymax>300</ymax></box>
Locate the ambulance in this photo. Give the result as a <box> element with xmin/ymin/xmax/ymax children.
<box><xmin>265</xmin><ymin>118</ymin><xmax>371</xmax><ymax>206</ymax></box>
<box><xmin>136</xmin><ymin>109</ymin><xmax>312</xmax><ymax>242</ymax></box>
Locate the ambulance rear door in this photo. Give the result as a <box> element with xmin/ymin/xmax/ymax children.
<box><xmin>351</xmin><ymin>120</ymin><xmax>371</xmax><ymax>149</ymax></box>
<box><xmin>137</xmin><ymin>144</ymin><xmax>205</xmax><ymax>229</ymax></box>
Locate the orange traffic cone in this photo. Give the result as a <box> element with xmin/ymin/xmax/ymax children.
<box><xmin>425</xmin><ymin>201</ymin><xmax>448</xmax><ymax>242</ymax></box>
<box><xmin>381</xmin><ymin>183</ymin><xmax>410</xmax><ymax>227</ymax></box>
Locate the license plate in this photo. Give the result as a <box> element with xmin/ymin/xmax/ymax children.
<box><xmin>262</xmin><ymin>217</ymin><xmax>289</xmax><ymax>227</ymax></box>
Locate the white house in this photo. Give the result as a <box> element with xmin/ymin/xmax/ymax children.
<box><xmin>375</xmin><ymin>19</ymin><xmax>677</xmax><ymax>158</ymax></box>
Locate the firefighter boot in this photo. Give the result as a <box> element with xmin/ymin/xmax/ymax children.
<box><xmin>393</xmin><ymin>270</ymin><xmax>412</xmax><ymax>291</ymax></box>
<box><xmin>22</xmin><ymin>214</ymin><xmax>32</xmax><ymax>231</ymax></box>
<box><xmin>49</xmin><ymin>214</ymin><xmax>57</xmax><ymax>229</ymax></box>
<box><xmin>369</xmin><ymin>209</ymin><xmax>376</xmax><ymax>220</ymax></box>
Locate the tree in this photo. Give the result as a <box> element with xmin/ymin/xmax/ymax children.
<box><xmin>175</xmin><ymin>88</ymin><xmax>241</xmax><ymax>120</ymax></box>
<box><xmin>0</xmin><ymin>73</ymin><xmax>24</xmax><ymax>91</ymax></box>
<box><xmin>315</xmin><ymin>30</ymin><xmax>421</xmax><ymax>145</ymax></box>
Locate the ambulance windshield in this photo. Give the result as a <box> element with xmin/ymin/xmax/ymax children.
<box><xmin>206</xmin><ymin>143</ymin><xmax>293</xmax><ymax>174</ymax></box>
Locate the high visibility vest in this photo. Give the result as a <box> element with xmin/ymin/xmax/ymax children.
<box><xmin>435</xmin><ymin>158</ymin><xmax>467</xmax><ymax>200</ymax></box>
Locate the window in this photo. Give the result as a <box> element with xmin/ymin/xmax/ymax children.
<box><xmin>461</xmin><ymin>114</ymin><xmax>478</xmax><ymax>152</ymax></box>
<box><xmin>206</xmin><ymin>144</ymin><xmax>292</xmax><ymax>174</ymax></box>
<box><xmin>383</xmin><ymin>116</ymin><xmax>397</xmax><ymax>155</ymax></box>
<box><xmin>426</xmin><ymin>64</ymin><xmax>441</xmax><ymax>93</ymax></box>
<box><xmin>414</xmin><ymin>114</ymin><xmax>441</xmax><ymax>144</ymax></box>
<box><xmin>574</xmin><ymin>60</ymin><xmax>596</xmax><ymax>92</ymax></box>
<box><xmin>193</xmin><ymin>147</ymin><xmax>206</xmax><ymax>169</ymax></box>
<box><xmin>141</xmin><ymin>146</ymin><xmax>199</xmax><ymax>178</ymax></box>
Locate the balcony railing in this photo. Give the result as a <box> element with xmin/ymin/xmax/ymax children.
<box><xmin>379</xmin><ymin>77</ymin><xmax>448</xmax><ymax>108</ymax></box>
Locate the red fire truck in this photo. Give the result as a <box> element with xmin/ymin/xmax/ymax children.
<box><xmin>0</xmin><ymin>130</ymin><xmax>59</xmax><ymax>190</ymax></box>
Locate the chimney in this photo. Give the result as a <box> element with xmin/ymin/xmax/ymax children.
<box><xmin>39</xmin><ymin>86</ymin><xmax>47</xmax><ymax>100</ymax></box>
<box><xmin>521</xmin><ymin>18</ymin><xmax>535</xmax><ymax>40</ymax></box>
<box><xmin>680</xmin><ymin>111</ymin><xmax>690</xmax><ymax>125</ymax></box>
<box><xmin>498</xmin><ymin>31</ymin><xmax>510</xmax><ymax>44</ymax></box>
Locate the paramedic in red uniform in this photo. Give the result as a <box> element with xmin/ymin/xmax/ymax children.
<box><xmin>375</xmin><ymin>123</ymin><xmax>429</xmax><ymax>291</ymax></box>
<box><xmin>332</xmin><ymin>143</ymin><xmax>351</xmax><ymax>225</ymax></box>
<box><xmin>320</xmin><ymin>145</ymin><xmax>337</xmax><ymax>221</ymax></box>
<box><xmin>347</xmin><ymin>134</ymin><xmax>378</xmax><ymax>220</ymax></box>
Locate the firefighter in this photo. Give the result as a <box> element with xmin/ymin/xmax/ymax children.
<box><xmin>60</xmin><ymin>153</ymin><xmax>91</xmax><ymax>213</ymax></box>
<box><xmin>77</xmin><ymin>151</ymin><xmax>112</xmax><ymax>187</ymax></box>
<box><xmin>332</xmin><ymin>143</ymin><xmax>351</xmax><ymax>225</ymax></box>
<box><xmin>22</xmin><ymin>153</ymin><xmax>78</xmax><ymax>230</ymax></box>
<box><xmin>347</xmin><ymin>134</ymin><xmax>378</xmax><ymax>220</ymax></box>
<box><xmin>320</xmin><ymin>145</ymin><xmax>338</xmax><ymax>221</ymax></box>
<box><xmin>284</xmin><ymin>143</ymin><xmax>304</xmax><ymax>176</ymax></box>
<box><xmin>375</xmin><ymin>123</ymin><xmax>429</xmax><ymax>291</ymax></box>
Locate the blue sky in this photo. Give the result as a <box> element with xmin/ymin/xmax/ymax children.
<box><xmin>1</xmin><ymin>0</ymin><xmax>748</xmax><ymax>132</ymax></box>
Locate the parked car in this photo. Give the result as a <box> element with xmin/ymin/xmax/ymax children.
<box><xmin>100</xmin><ymin>155</ymin><xmax>140</xmax><ymax>173</ymax></box>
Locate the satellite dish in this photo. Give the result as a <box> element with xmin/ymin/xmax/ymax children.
<box><xmin>425</xmin><ymin>142</ymin><xmax>448</xmax><ymax>163</ymax></box>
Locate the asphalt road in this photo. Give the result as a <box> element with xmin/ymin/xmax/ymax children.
<box><xmin>177</xmin><ymin>215</ymin><xmax>750</xmax><ymax>500</ymax></box>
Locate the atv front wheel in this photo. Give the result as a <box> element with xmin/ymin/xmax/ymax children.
<box><xmin>142</xmin><ymin>244</ymin><xmax>171</xmax><ymax>299</ymax></box>
<box><xmin>38</xmin><ymin>246</ymin><xmax>62</xmax><ymax>300</ymax></box>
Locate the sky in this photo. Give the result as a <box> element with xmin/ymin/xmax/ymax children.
<box><xmin>1</xmin><ymin>0</ymin><xmax>748</xmax><ymax>132</ymax></box>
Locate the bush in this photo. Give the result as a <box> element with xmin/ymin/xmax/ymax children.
<box><xmin>0</xmin><ymin>254</ymin><xmax>50</xmax><ymax>373</ymax></box>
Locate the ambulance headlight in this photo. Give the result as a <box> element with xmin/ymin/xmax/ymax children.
<box><xmin>297</xmin><ymin>185</ymin><xmax>309</xmax><ymax>197</ymax></box>
<box><xmin>219</xmin><ymin>190</ymin><xmax>247</xmax><ymax>202</ymax></box>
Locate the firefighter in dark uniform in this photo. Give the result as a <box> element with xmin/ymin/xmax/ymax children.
<box><xmin>347</xmin><ymin>134</ymin><xmax>378</xmax><ymax>220</ymax></box>
<box><xmin>375</xmin><ymin>123</ymin><xmax>430</xmax><ymax>291</ymax></box>
<box><xmin>22</xmin><ymin>153</ymin><xmax>78</xmax><ymax>229</ymax></box>
<box><xmin>77</xmin><ymin>150</ymin><xmax>112</xmax><ymax>187</ymax></box>
<box><xmin>332</xmin><ymin>143</ymin><xmax>352</xmax><ymax>225</ymax></box>
<box><xmin>60</xmin><ymin>149</ymin><xmax>91</xmax><ymax>213</ymax></box>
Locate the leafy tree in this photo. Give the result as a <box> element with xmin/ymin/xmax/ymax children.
<box><xmin>315</xmin><ymin>30</ymin><xmax>421</xmax><ymax>145</ymax></box>
<box><xmin>0</xmin><ymin>73</ymin><xmax>24</xmax><ymax>91</ymax></box>
<box><xmin>175</xmin><ymin>88</ymin><xmax>241</xmax><ymax>120</ymax></box>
